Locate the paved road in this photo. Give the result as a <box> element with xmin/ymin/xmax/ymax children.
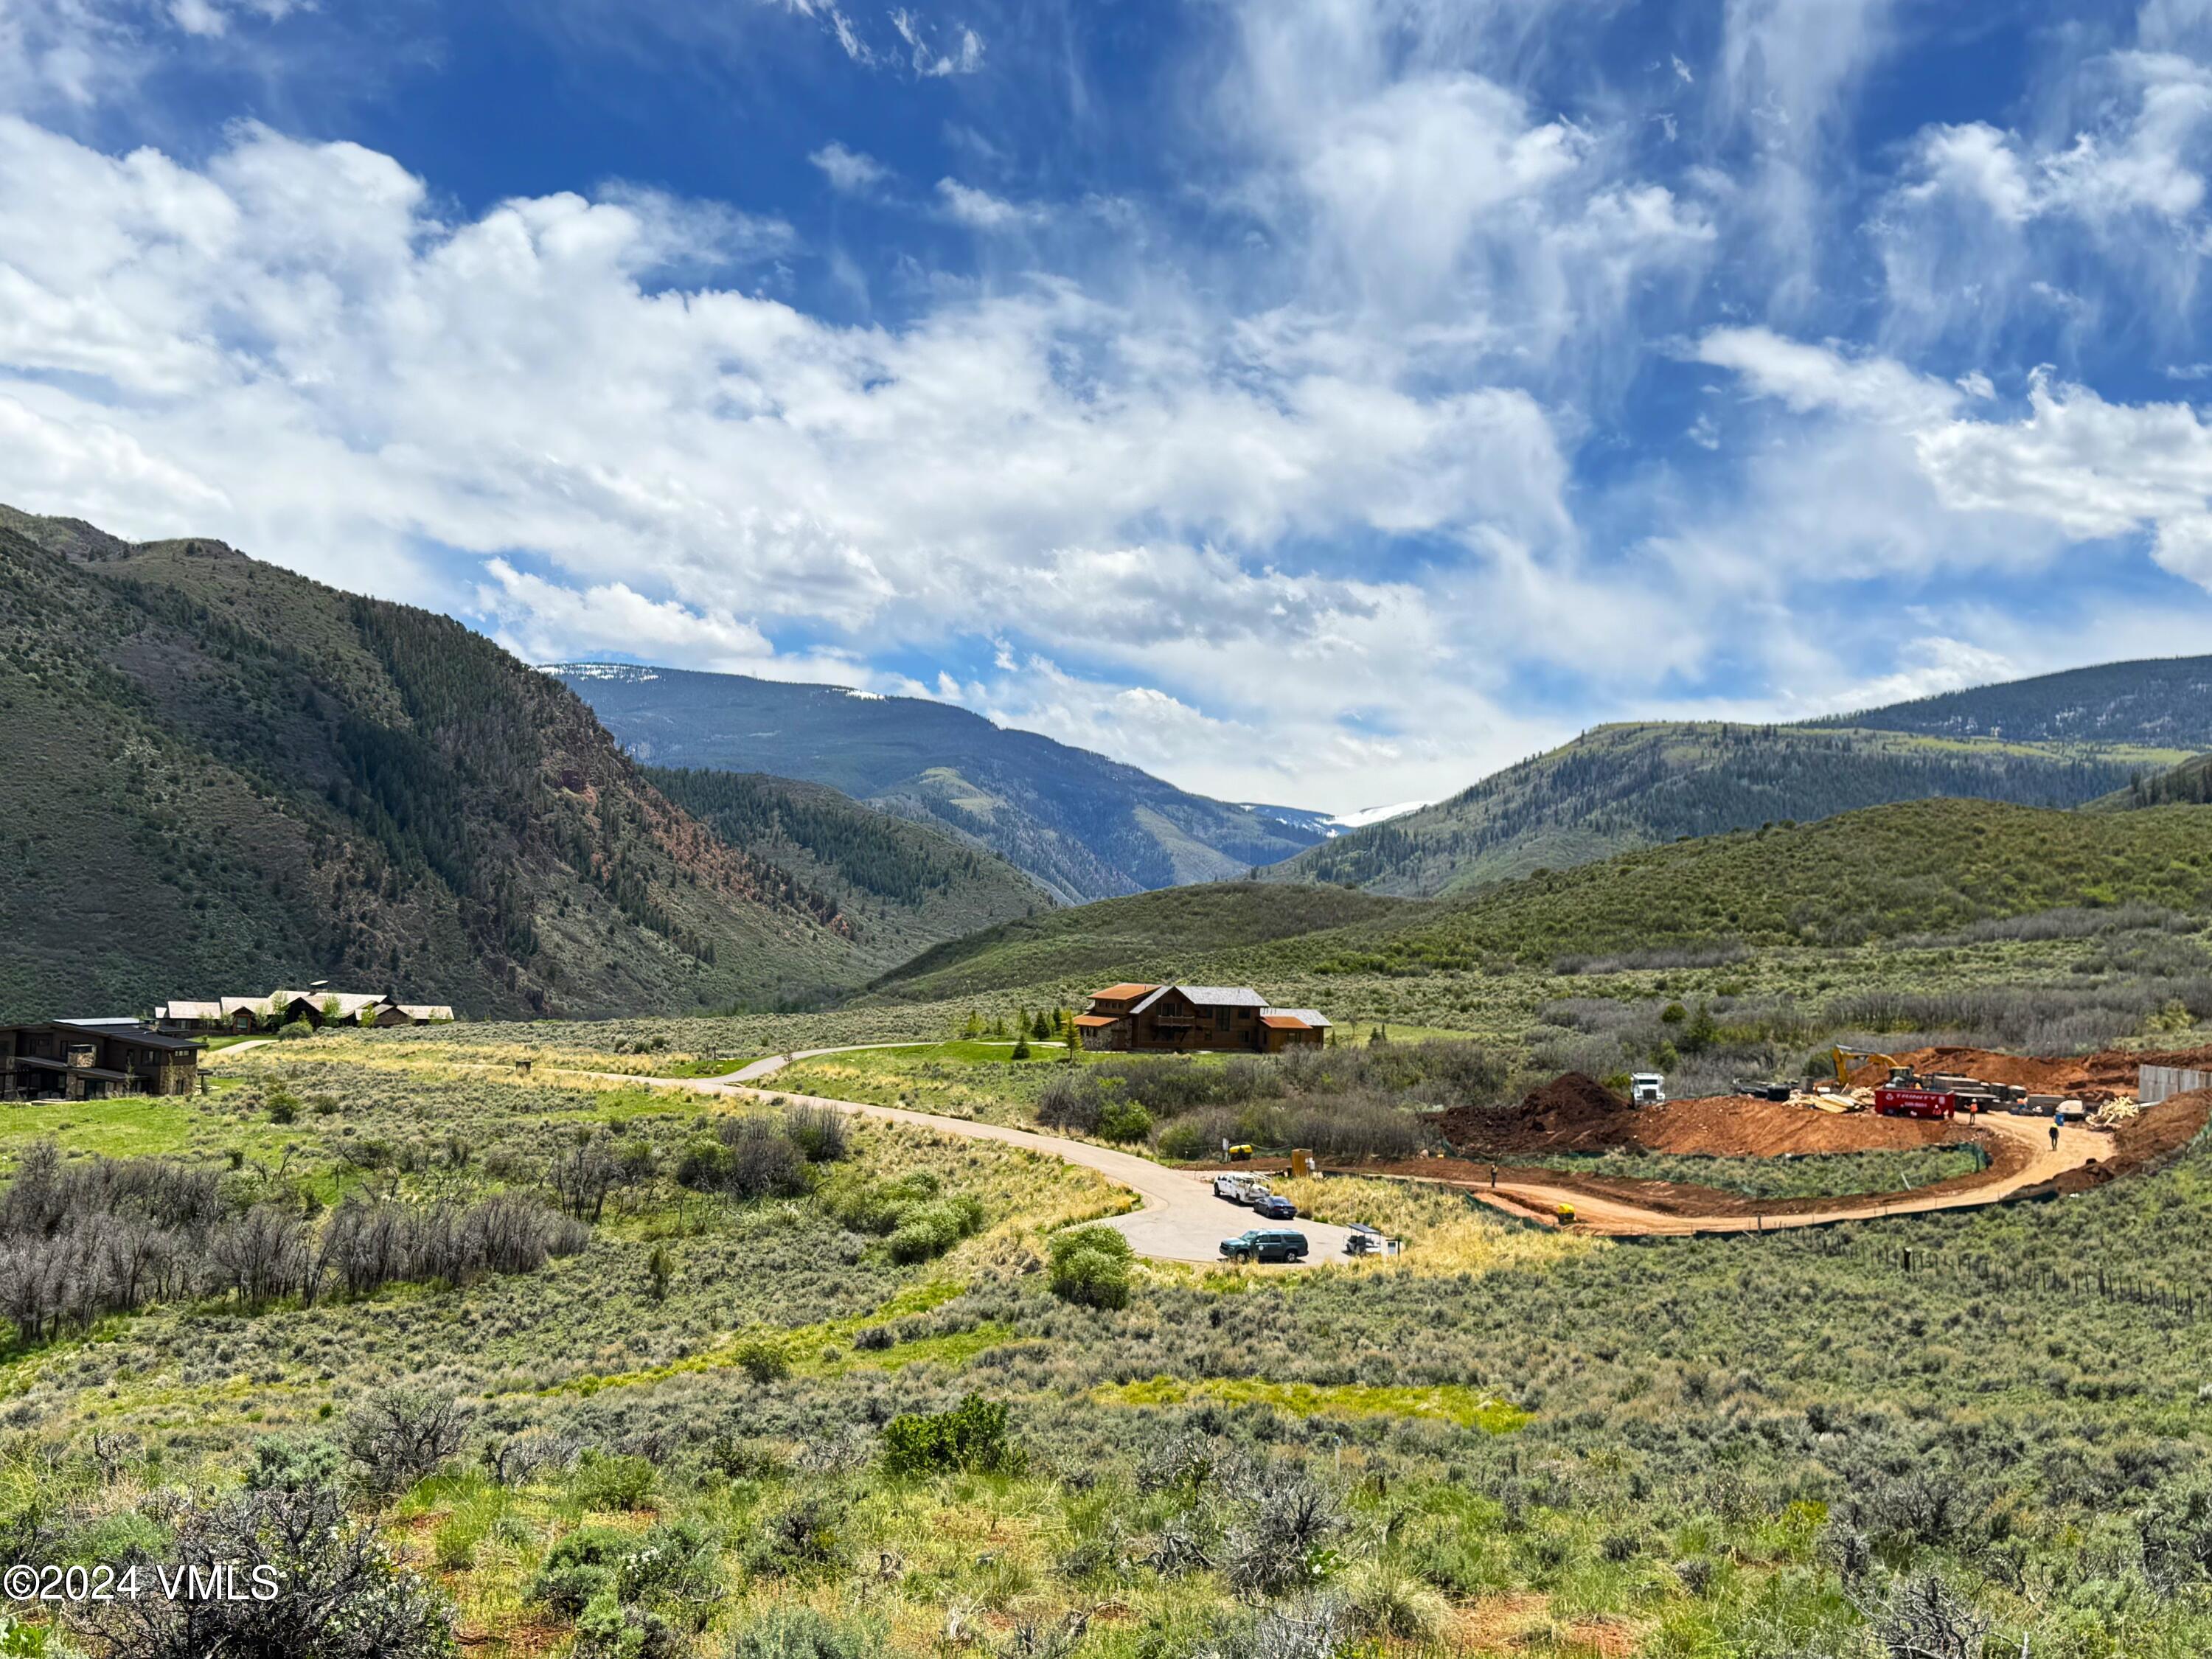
<box><xmin>1465</xmin><ymin>1110</ymin><xmax>2107</xmax><ymax>1235</ymax></box>
<box><xmin>675</xmin><ymin>1049</ymin><xmax>1358</xmax><ymax>1267</ymax></box>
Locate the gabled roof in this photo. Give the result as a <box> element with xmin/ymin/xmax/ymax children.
<box><xmin>220</xmin><ymin>997</ymin><xmax>274</xmax><ymax>1017</ymax></box>
<box><xmin>1088</xmin><ymin>983</ymin><xmax>1158</xmax><ymax>1001</ymax></box>
<box><xmin>1178</xmin><ymin>986</ymin><xmax>1268</xmax><ymax>1007</ymax></box>
<box><xmin>1130</xmin><ymin>984</ymin><xmax>1269</xmax><ymax>1015</ymax></box>
<box><xmin>159</xmin><ymin>1001</ymin><xmax>223</xmax><ymax>1022</ymax></box>
<box><xmin>273</xmin><ymin>990</ymin><xmax>392</xmax><ymax>1017</ymax></box>
<box><xmin>1262</xmin><ymin>1007</ymin><xmax>1334</xmax><ymax>1028</ymax></box>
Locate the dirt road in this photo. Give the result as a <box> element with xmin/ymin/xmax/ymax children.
<box><xmin>1466</xmin><ymin>1111</ymin><xmax>2108</xmax><ymax>1235</ymax></box>
<box><xmin>217</xmin><ymin>1042</ymin><xmax>2115</xmax><ymax>1251</ymax></box>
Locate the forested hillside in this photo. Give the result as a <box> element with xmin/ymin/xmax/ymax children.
<box><xmin>0</xmin><ymin>509</ymin><xmax>971</xmax><ymax>1020</ymax></box>
<box><xmin>877</xmin><ymin>798</ymin><xmax>2212</xmax><ymax>1001</ymax></box>
<box><xmin>554</xmin><ymin>663</ymin><xmax>1324</xmax><ymax>902</ymax></box>
<box><xmin>1261</xmin><ymin>721</ymin><xmax>2160</xmax><ymax>897</ymax></box>
<box><xmin>1816</xmin><ymin>653</ymin><xmax>2212</xmax><ymax>745</ymax></box>
<box><xmin>647</xmin><ymin>768</ymin><xmax>1047</xmax><ymax>969</ymax></box>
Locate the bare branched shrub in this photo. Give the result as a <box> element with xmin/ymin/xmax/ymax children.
<box><xmin>345</xmin><ymin>1387</ymin><xmax>470</xmax><ymax>1497</ymax></box>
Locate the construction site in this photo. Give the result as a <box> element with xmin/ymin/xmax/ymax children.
<box><xmin>1373</xmin><ymin>1043</ymin><xmax>2212</xmax><ymax>1235</ymax></box>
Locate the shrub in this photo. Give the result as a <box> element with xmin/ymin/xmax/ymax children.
<box><xmin>245</xmin><ymin>1434</ymin><xmax>342</xmax><ymax>1494</ymax></box>
<box><xmin>727</xmin><ymin>1608</ymin><xmax>886</xmax><ymax>1659</ymax></box>
<box><xmin>740</xmin><ymin>1497</ymin><xmax>846</xmax><ymax>1580</ymax></box>
<box><xmin>731</xmin><ymin>1338</ymin><xmax>790</xmax><ymax>1383</ymax></box>
<box><xmin>1048</xmin><ymin>1227</ymin><xmax>1133</xmax><ymax>1310</ymax></box>
<box><xmin>1096</xmin><ymin>1099</ymin><xmax>1153</xmax><ymax>1144</ymax></box>
<box><xmin>886</xmin><ymin>1197</ymin><xmax>985</xmax><ymax>1263</ymax></box>
<box><xmin>344</xmin><ymin>1388</ymin><xmax>467</xmax><ymax>1498</ymax></box>
<box><xmin>574</xmin><ymin>1592</ymin><xmax>681</xmax><ymax>1659</ymax></box>
<box><xmin>572</xmin><ymin>1451</ymin><xmax>658</xmax><ymax>1512</ymax></box>
<box><xmin>613</xmin><ymin>1517</ymin><xmax>723</xmax><ymax>1610</ymax></box>
<box><xmin>529</xmin><ymin>1525</ymin><xmax>632</xmax><ymax>1617</ymax></box>
<box><xmin>73</xmin><ymin>1484</ymin><xmax>454</xmax><ymax>1658</ymax></box>
<box><xmin>880</xmin><ymin>1394</ymin><xmax>1025</xmax><ymax>1479</ymax></box>
<box><xmin>783</xmin><ymin>1105</ymin><xmax>849</xmax><ymax>1163</ymax></box>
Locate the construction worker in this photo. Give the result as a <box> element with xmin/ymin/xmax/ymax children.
<box><xmin>2049</xmin><ymin>1121</ymin><xmax>2061</xmax><ymax>1152</ymax></box>
<box><xmin>1489</xmin><ymin>1164</ymin><xmax>1497</xmax><ymax>1189</ymax></box>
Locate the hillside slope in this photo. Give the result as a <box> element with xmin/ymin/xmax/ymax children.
<box><xmin>888</xmin><ymin>799</ymin><xmax>2212</xmax><ymax>1001</ymax></box>
<box><xmin>1260</xmin><ymin>722</ymin><xmax>2162</xmax><ymax>897</ymax></box>
<box><xmin>866</xmin><ymin>883</ymin><xmax>1412</xmax><ymax>1003</ymax></box>
<box><xmin>1814</xmin><ymin>654</ymin><xmax>2212</xmax><ymax>746</ymax></box>
<box><xmin>645</xmin><ymin>768</ymin><xmax>1048</xmax><ymax>969</ymax></box>
<box><xmin>0</xmin><ymin>510</ymin><xmax>1008</xmax><ymax>1020</ymax></box>
<box><xmin>552</xmin><ymin>664</ymin><xmax>1324</xmax><ymax>903</ymax></box>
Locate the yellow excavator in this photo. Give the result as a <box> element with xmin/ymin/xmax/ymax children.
<box><xmin>1831</xmin><ymin>1046</ymin><xmax>1902</xmax><ymax>1087</ymax></box>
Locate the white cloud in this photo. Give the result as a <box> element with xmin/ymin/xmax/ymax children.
<box><xmin>1693</xmin><ymin>326</ymin><xmax>1961</xmax><ymax>423</ymax></box>
<box><xmin>934</xmin><ymin>177</ymin><xmax>1036</xmax><ymax>229</ymax></box>
<box><xmin>889</xmin><ymin>8</ymin><xmax>981</xmax><ymax>77</ymax></box>
<box><xmin>810</xmin><ymin>141</ymin><xmax>887</xmax><ymax>194</ymax></box>
<box><xmin>1705</xmin><ymin>328</ymin><xmax>2212</xmax><ymax>592</ymax></box>
<box><xmin>0</xmin><ymin>114</ymin><xmax>1634</xmax><ymax>807</ymax></box>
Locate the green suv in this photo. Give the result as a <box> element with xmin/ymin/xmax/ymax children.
<box><xmin>1219</xmin><ymin>1228</ymin><xmax>1309</xmax><ymax>1264</ymax></box>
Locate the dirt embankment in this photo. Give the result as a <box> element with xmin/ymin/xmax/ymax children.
<box><xmin>1434</xmin><ymin>1072</ymin><xmax>1971</xmax><ymax>1158</ymax></box>
<box><xmin>2044</xmin><ymin>1088</ymin><xmax>2212</xmax><ymax>1194</ymax></box>
<box><xmin>1843</xmin><ymin>1043</ymin><xmax>2212</xmax><ymax>1102</ymax></box>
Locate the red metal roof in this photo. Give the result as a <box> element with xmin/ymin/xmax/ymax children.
<box><xmin>1088</xmin><ymin>983</ymin><xmax>1158</xmax><ymax>1000</ymax></box>
<box><xmin>1072</xmin><ymin>1015</ymin><xmax>1121</xmax><ymax>1028</ymax></box>
<box><xmin>1259</xmin><ymin>1014</ymin><xmax>1312</xmax><ymax>1030</ymax></box>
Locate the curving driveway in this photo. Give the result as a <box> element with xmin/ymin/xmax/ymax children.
<box><xmin>664</xmin><ymin>1048</ymin><xmax>1359</xmax><ymax>1267</ymax></box>
<box><xmin>1463</xmin><ymin>1110</ymin><xmax>2107</xmax><ymax>1235</ymax></box>
<box><xmin>220</xmin><ymin>1041</ymin><xmax>2111</xmax><ymax>1252</ymax></box>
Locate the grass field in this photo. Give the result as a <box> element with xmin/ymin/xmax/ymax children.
<box><xmin>1</xmin><ymin>1010</ymin><xmax>2211</xmax><ymax>1657</ymax></box>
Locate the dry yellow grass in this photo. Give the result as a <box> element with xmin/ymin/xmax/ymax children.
<box><xmin>1271</xmin><ymin>1173</ymin><xmax>1599</xmax><ymax>1276</ymax></box>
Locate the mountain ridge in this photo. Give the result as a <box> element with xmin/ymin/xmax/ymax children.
<box><xmin>550</xmin><ymin>661</ymin><xmax>1327</xmax><ymax>902</ymax></box>
<box><xmin>0</xmin><ymin>509</ymin><xmax>1038</xmax><ymax>1020</ymax></box>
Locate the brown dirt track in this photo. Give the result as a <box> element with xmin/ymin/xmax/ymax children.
<box><xmin>1396</xmin><ymin>1061</ymin><xmax>2212</xmax><ymax>1234</ymax></box>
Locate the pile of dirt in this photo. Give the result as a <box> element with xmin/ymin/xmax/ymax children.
<box><xmin>1843</xmin><ymin>1043</ymin><xmax>2212</xmax><ymax>1102</ymax></box>
<box><xmin>1435</xmin><ymin>1072</ymin><xmax>1638</xmax><ymax>1153</ymax></box>
<box><xmin>1436</xmin><ymin>1072</ymin><xmax>1973</xmax><ymax>1158</ymax></box>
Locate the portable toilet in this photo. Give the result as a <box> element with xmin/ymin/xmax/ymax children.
<box><xmin>1290</xmin><ymin>1148</ymin><xmax>1315</xmax><ymax>1179</ymax></box>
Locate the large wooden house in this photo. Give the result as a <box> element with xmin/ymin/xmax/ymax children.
<box><xmin>0</xmin><ymin>1020</ymin><xmax>202</xmax><ymax>1101</ymax></box>
<box><xmin>1074</xmin><ymin>984</ymin><xmax>1332</xmax><ymax>1054</ymax></box>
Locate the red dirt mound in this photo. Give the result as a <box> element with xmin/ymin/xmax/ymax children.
<box><xmin>1843</xmin><ymin>1044</ymin><xmax>2212</xmax><ymax>1102</ymax></box>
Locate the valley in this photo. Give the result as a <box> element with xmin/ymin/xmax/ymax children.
<box><xmin>11</xmin><ymin>509</ymin><xmax>2212</xmax><ymax>1657</ymax></box>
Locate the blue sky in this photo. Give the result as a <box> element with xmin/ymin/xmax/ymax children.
<box><xmin>7</xmin><ymin>0</ymin><xmax>2212</xmax><ymax>811</ymax></box>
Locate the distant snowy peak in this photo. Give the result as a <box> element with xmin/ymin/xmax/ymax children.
<box><xmin>1242</xmin><ymin>799</ymin><xmax>1428</xmax><ymax>837</ymax></box>
<box><xmin>543</xmin><ymin>661</ymin><xmax>659</xmax><ymax>683</ymax></box>
<box><xmin>1327</xmin><ymin>800</ymin><xmax>1430</xmax><ymax>831</ymax></box>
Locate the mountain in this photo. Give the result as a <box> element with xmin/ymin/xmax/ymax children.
<box><xmin>644</xmin><ymin>768</ymin><xmax>1046</xmax><ymax>968</ymax></box>
<box><xmin>1261</xmin><ymin>717</ymin><xmax>2186</xmax><ymax>899</ymax></box>
<box><xmin>877</xmin><ymin>798</ymin><xmax>2212</xmax><ymax>1002</ymax></box>
<box><xmin>551</xmin><ymin>663</ymin><xmax>1326</xmax><ymax>902</ymax></box>
<box><xmin>0</xmin><ymin>509</ymin><xmax>1033</xmax><ymax>1020</ymax></box>
<box><xmin>1812</xmin><ymin>654</ymin><xmax>2212</xmax><ymax>747</ymax></box>
<box><xmin>865</xmin><ymin>882</ymin><xmax>1413</xmax><ymax>1004</ymax></box>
